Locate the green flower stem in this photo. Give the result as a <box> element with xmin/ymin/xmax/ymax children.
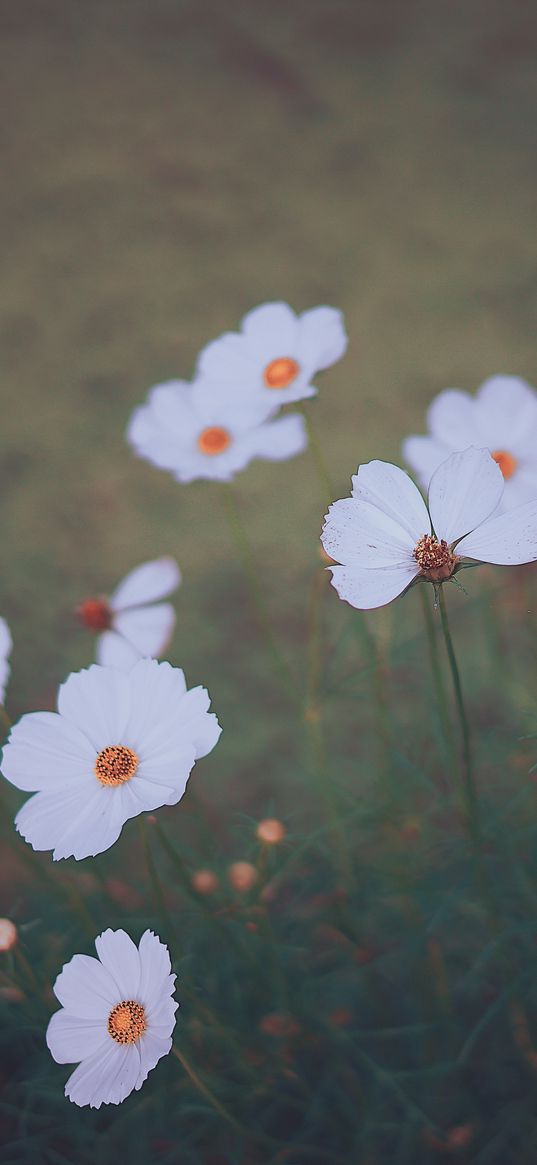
<box><xmin>298</xmin><ymin>403</ymin><xmax>334</xmax><ymax>507</ymax></box>
<box><xmin>420</xmin><ymin>585</ymin><xmax>456</xmax><ymax>784</ymax></box>
<box><xmin>437</xmin><ymin>586</ymin><xmax>481</xmax><ymax>851</ymax></box>
<box><xmin>221</xmin><ymin>484</ymin><xmax>296</xmax><ymax>700</ymax></box>
<box><xmin>140</xmin><ymin>819</ymin><xmax>178</xmax><ymax>946</ymax></box>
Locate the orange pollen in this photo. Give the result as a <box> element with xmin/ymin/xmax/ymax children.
<box><xmin>414</xmin><ymin>534</ymin><xmax>457</xmax><ymax>581</ymax></box>
<box><xmin>263</xmin><ymin>356</ymin><xmax>300</xmax><ymax>390</ymax></box>
<box><xmin>94</xmin><ymin>745</ymin><xmax>139</xmax><ymax>787</ymax></box>
<box><xmin>492</xmin><ymin>449</ymin><xmax>518</xmax><ymax>480</ymax></box>
<box><xmin>107</xmin><ymin>1000</ymin><xmax>146</xmax><ymax>1045</ymax></box>
<box><xmin>77</xmin><ymin>598</ymin><xmax>111</xmax><ymax>632</ymax></box>
<box><xmin>197</xmin><ymin>425</ymin><xmax>231</xmax><ymax>456</ymax></box>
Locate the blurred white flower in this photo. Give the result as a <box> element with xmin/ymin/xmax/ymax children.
<box><xmin>196</xmin><ymin>301</ymin><xmax>348</xmax><ymax>408</ymax></box>
<box><xmin>47</xmin><ymin>928</ymin><xmax>178</xmax><ymax>1108</ymax></box>
<box><xmin>403</xmin><ymin>376</ymin><xmax>537</xmax><ymax>508</ymax></box>
<box><xmin>321</xmin><ymin>447</ymin><xmax>537</xmax><ymax>611</ymax></box>
<box><xmin>127</xmin><ymin>377</ymin><xmax>307</xmax><ymax>484</ymax></box>
<box><xmin>77</xmin><ymin>557</ymin><xmax>181</xmax><ymax>668</ymax></box>
<box><xmin>0</xmin><ymin>617</ymin><xmax>12</xmax><ymax>705</ymax></box>
<box><xmin>1</xmin><ymin>658</ymin><xmax>221</xmax><ymax>860</ymax></box>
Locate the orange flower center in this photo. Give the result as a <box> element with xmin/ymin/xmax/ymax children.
<box><xmin>263</xmin><ymin>356</ymin><xmax>300</xmax><ymax>389</ymax></box>
<box><xmin>94</xmin><ymin>745</ymin><xmax>139</xmax><ymax>787</ymax></box>
<box><xmin>77</xmin><ymin>598</ymin><xmax>111</xmax><ymax>632</ymax></box>
<box><xmin>197</xmin><ymin>426</ymin><xmax>231</xmax><ymax>456</ymax></box>
<box><xmin>414</xmin><ymin>535</ymin><xmax>457</xmax><ymax>582</ymax></box>
<box><xmin>491</xmin><ymin>449</ymin><xmax>518</xmax><ymax>480</ymax></box>
<box><xmin>107</xmin><ymin>1000</ymin><xmax>146</xmax><ymax>1045</ymax></box>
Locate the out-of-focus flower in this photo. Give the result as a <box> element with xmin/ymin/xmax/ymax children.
<box><xmin>0</xmin><ymin>618</ymin><xmax>12</xmax><ymax>705</ymax></box>
<box><xmin>191</xmin><ymin>869</ymin><xmax>219</xmax><ymax>894</ymax></box>
<box><xmin>322</xmin><ymin>447</ymin><xmax>537</xmax><ymax>611</ymax></box>
<box><xmin>227</xmin><ymin>861</ymin><xmax>258</xmax><ymax>892</ymax></box>
<box><xmin>0</xmin><ymin>918</ymin><xmax>17</xmax><ymax>951</ymax></box>
<box><xmin>127</xmin><ymin>377</ymin><xmax>307</xmax><ymax>484</ymax></box>
<box><xmin>1</xmin><ymin>659</ymin><xmax>221</xmax><ymax>860</ymax></box>
<box><xmin>197</xmin><ymin>301</ymin><xmax>348</xmax><ymax>408</ymax></box>
<box><xmin>403</xmin><ymin>376</ymin><xmax>537</xmax><ymax>508</ymax></box>
<box><xmin>46</xmin><ymin>928</ymin><xmax>177</xmax><ymax>1108</ymax></box>
<box><xmin>77</xmin><ymin>557</ymin><xmax>181</xmax><ymax>668</ymax></box>
<box><xmin>256</xmin><ymin>818</ymin><xmax>286</xmax><ymax>845</ymax></box>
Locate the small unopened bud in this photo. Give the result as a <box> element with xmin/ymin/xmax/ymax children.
<box><xmin>192</xmin><ymin>869</ymin><xmax>219</xmax><ymax>895</ymax></box>
<box><xmin>227</xmin><ymin>861</ymin><xmax>258</xmax><ymax>893</ymax></box>
<box><xmin>256</xmin><ymin>818</ymin><xmax>286</xmax><ymax>845</ymax></box>
<box><xmin>0</xmin><ymin>918</ymin><xmax>17</xmax><ymax>952</ymax></box>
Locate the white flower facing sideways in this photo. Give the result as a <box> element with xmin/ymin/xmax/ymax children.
<box><xmin>321</xmin><ymin>447</ymin><xmax>537</xmax><ymax>611</ymax></box>
<box><xmin>0</xmin><ymin>658</ymin><xmax>221</xmax><ymax>859</ymax></box>
<box><xmin>0</xmin><ymin>617</ymin><xmax>12</xmax><ymax>705</ymax></box>
<box><xmin>196</xmin><ymin>301</ymin><xmax>348</xmax><ymax>409</ymax></box>
<box><xmin>127</xmin><ymin>376</ymin><xmax>307</xmax><ymax>483</ymax></box>
<box><xmin>77</xmin><ymin>556</ymin><xmax>181</xmax><ymax>668</ymax></box>
<box><xmin>47</xmin><ymin>928</ymin><xmax>178</xmax><ymax>1107</ymax></box>
<box><xmin>403</xmin><ymin>376</ymin><xmax>537</xmax><ymax>509</ymax></box>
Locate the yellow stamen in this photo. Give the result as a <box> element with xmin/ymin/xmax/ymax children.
<box><xmin>492</xmin><ymin>449</ymin><xmax>517</xmax><ymax>480</ymax></box>
<box><xmin>107</xmin><ymin>1000</ymin><xmax>146</xmax><ymax>1044</ymax></box>
<box><xmin>263</xmin><ymin>356</ymin><xmax>299</xmax><ymax>389</ymax></box>
<box><xmin>414</xmin><ymin>534</ymin><xmax>457</xmax><ymax>582</ymax></box>
<box><xmin>197</xmin><ymin>426</ymin><xmax>231</xmax><ymax>456</ymax></box>
<box><xmin>94</xmin><ymin>745</ymin><xmax>139</xmax><ymax>787</ymax></box>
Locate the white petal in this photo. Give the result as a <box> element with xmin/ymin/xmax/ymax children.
<box><xmin>94</xmin><ymin>929</ymin><xmax>141</xmax><ymax>999</ymax></box>
<box><xmin>110</xmin><ymin>558</ymin><xmax>181</xmax><ymax>611</ymax></box>
<box><xmin>137</xmin><ymin>1031</ymin><xmax>173</xmax><ymax>1087</ymax></box>
<box><xmin>328</xmin><ymin>562</ymin><xmax>418</xmax><ymax>610</ymax></box>
<box><xmin>402</xmin><ymin>435</ymin><xmax>451</xmax><ymax>490</ymax></box>
<box><xmin>191</xmin><ymin>376</ymin><xmax>277</xmax><ymax>428</ymax></box>
<box><xmin>174</xmin><ymin>686</ymin><xmax>222</xmax><ymax>759</ymax></box>
<box><xmin>146</xmin><ymin>992</ymin><xmax>179</xmax><ymax>1030</ymax></box>
<box><xmin>138</xmin><ymin>930</ymin><xmax>173</xmax><ymax>1007</ymax></box>
<box><xmin>351</xmin><ymin>461</ymin><xmax>431</xmax><ymax>542</ymax></box>
<box><xmin>475</xmin><ymin>376</ymin><xmax>537</xmax><ymax>450</ymax></box>
<box><xmin>53</xmin><ymin>953</ymin><xmax>118</xmax><ymax>1016</ymax></box>
<box><xmin>57</xmin><ymin>666</ymin><xmax>132</xmax><ymax>751</ymax></box>
<box><xmin>1</xmin><ymin>712</ymin><xmax>94</xmax><ymax>792</ymax></box>
<box><xmin>241</xmin><ymin>301</ymin><xmax>298</xmax><ymax>361</ymax></box>
<box><xmin>457</xmin><ymin>498</ymin><xmax>537</xmax><ymax>564</ymax></box>
<box><xmin>245</xmin><ymin>413</ymin><xmax>308</xmax><ymax>463</ymax></box>
<box><xmin>127</xmin><ymin>406</ymin><xmax>183</xmax><ymax>472</ymax></box>
<box><xmin>122</xmin><ymin>659</ymin><xmax>187</xmax><ymax>753</ymax></box>
<box><xmin>96</xmin><ymin>631</ymin><xmax>143</xmax><ymax>668</ymax></box>
<box><xmin>296</xmin><ymin>306</ymin><xmax>348</xmax><ymax>371</ymax></box>
<box><xmin>65</xmin><ymin>1042</ymin><xmax>140</xmax><ymax>1108</ymax></box>
<box><xmin>0</xmin><ymin>618</ymin><xmax>12</xmax><ymax>705</ymax></box>
<box><xmin>196</xmin><ymin>332</ymin><xmax>258</xmax><ymax>383</ymax></box>
<box><xmin>427</xmin><ymin>389</ymin><xmax>479</xmax><ymax>446</ymax></box>
<box><xmin>322</xmin><ymin>497</ymin><xmax>417</xmax><ymax>568</ymax></box>
<box><xmin>113</xmin><ymin>604</ymin><xmax>176</xmax><ymax>657</ymax></box>
<box><xmin>47</xmin><ymin>1011</ymin><xmax>108</xmax><ymax>1064</ymax></box>
<box><xmin>428</xmin><ymin>447</ymin><xmax>504</xmax><ymax>544</ymax></box>
<box><xmin>15</xmin><ymin>783</ymin><xmax>127</xmax><ymax>861</ymax></box>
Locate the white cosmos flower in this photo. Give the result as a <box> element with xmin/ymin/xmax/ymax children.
<box><xmin>77</xmin><ymin>557</ymin><xmax>181</xmax><ymax>668</ymax></box>
<box><xmin>126</xmin><ymin>377</ymin><xmax>307</xmax><ymax>484</ymax></box>
<box><xmin>321</xmin><ymin>447</ymin><xmax>537</xmax><ymax>611</ymax></box>
<box><xmin>0</xmin><ymin>617</ymin><xmax>12</xmax><ymax>705</ymax></box>
<box><xmin>1</xmin><ymin>658</ymin><xmax>221</xmax><ymax>860</ymax></box>
<box><xmin>403</xmin><ymin>376</ymin><xmax>537</xmax><ymax>509</ymax></box>
<box><xmin>47</xmin><ymin>928</ymin><xmax>178</xmax><ymax>1108</ymax></box>
<box><xmin>196</xmin><ymin>301</ymin><xmax>348</xmax><ymax>408</ymax></box>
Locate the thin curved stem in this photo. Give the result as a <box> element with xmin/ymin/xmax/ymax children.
<box><xmin>298</xmin><ymin>403</ymin><xmax>334</xmax><ymax>507</ymax></box>
<box><xmin>437</xmin><ymin>587</ymin><xmax>480</xmax><ymax>850</ymax></box>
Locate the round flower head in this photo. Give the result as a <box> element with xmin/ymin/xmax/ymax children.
<box><xmin>1</xmin><ymin>658</ymin><xmax>221</xmax><ymax>860</ymax></box>
<box><xmin>321</xmin><ymin>447</ymin><xmax>537</xmax><ymax>611</ymax></box>
<box><xmin>127</xmin><ymin>377</ymin><xmax>308</xmax><ymax>484</ymax></box>
<box><xmin>0</xmin><ymin>617</ymin><xmax>12</xmax><ymax>705</ymax></box>
<box><xmin>46</xmin><ymin>928</ymin><xmax>178</xmax><ymax>1107</ymax></box>
<box><xmin>196</xmin><ymin>301</ymin><xmax>348</xmax><ymax>409</ymax></box>
<box><xmin>77</xmin><ymin>557</ymin><xmax>181</xmax><ymax>668</ymax></box>
<box><xmin>403</xmin><ymin>376</ymin><xmax>537</xmax><ymax>509</ymax></box>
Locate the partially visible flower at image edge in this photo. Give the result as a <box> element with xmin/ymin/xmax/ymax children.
<box><xmin>196</xmin><ymin>300</ymin><xmax>348</xmax><ymax>410</ymax></box>
<box><xmin>0</xmin><ymin>617</ymin><xmax>12</xmax><ymax>705</ymax></box>
<box><xmin>321</xmin><ymin>446</ymin><xmax>537</xmax><ymax>611</ymax></box>
<box><xmin>0</xmin><ymin>657</ymin><xmax>221</xmax><ymax>859</ymax></box>
<box><xmin>77</xmin><ymin>556</ymin><xmax>181</xmax><ymax>668</ymax></box>
<box><xmin>46</xmin><ymin>928</ymin><xmax>178</xmax><ymax>1107</ymax></box>
<box><xmin>403</xmin><ymin>375</ymin><xmax>537</xmax><ymax>509</ymax></box>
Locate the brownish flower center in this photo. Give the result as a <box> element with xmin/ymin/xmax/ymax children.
<box><xmin>414</xmin><ymin>534</ymin><xmax>457</xmax><ymax>581</ymax></box>
<box><xmin>77</xmin><ymin>598</ymin><xmax>111</xmax><ymax>632</ymax></box>
<box><xmin>491</xmin><ymin>449</ymin><xmax>517</xmax><ymax>480</ymax></box>
<box><xmin>94</xmin><ymin>745</ymin><xmax>139</xmax><ymax>787</ymax></box>
<box><xmin>197</xmin><ymin>426</ymin><xmax>231</xmax><ymax>456</ymax></box>
<box><xmin>263</xmin><ymin>356</ymin><xmax>299</xmax><ymax>389</ymax></box>
<box><xmin>107</xmin><ymin>1000</ymin><xmax>146</xmax><ymax>1045</ymax></box>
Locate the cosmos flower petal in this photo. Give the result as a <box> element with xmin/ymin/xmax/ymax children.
<box><xmin>296</xmin><ymin>306</ymin><xmax>348</xmax><ymax>371</ymax></box>
<box><xmin>244</xmin><ymin>413</ymin><xmax>308</xmax><ymax>462</ymax></box>
<box><xmin>427</xmin><ymin>389</ymin><xmax>479</xmax><ymax>446</ymax></box>
<box><xmin>110</xmin><ymin>557</ymin><xmax>181</xmax><ymax>611</ymax></box>
<box><xmin>57</xmin><ymin>666</ymin><xmax>132</xmax><ymax>751</ymax></box>
<box><xmin>241</xmin><ymin>301</ymin><xmax>298</xmax><ymax>360</ymax></box>
<box><xmin>351</xmin><ymin>461</ymin><xmax>431</xmax><ymax>541</ymax></box>
<box><xmin>322</xmin><ymin>497</ymin><xmax>416</xmax><ymax>567</ymax></box>
<box><xmin>16</xmin><ymin>784</ymin><xmax>125</xmax><ymax>861</ymax></box>
<box><xmin>137</xmin><ymin>1032</ymin><xmax>173</xmax><ymax>1086</ymax></box>
<box><xmin>138</xmin><ymin>929</ymin><xmax>174</xmax><ymax>1005</ymax></box>
<box><xmin>475</xmin><ymin>376</ymin><xmax>537</xmax><ymax>448</ymax></box>
<box><xmin>0</xmin><ymin>617</ymin><xmax>12</xmax><ymax>705</ymax></box>
<box><xmin>113</xmin><ymin>603</ymin><xmax>176</xmax><ymax>657</ymax></box>
<box><xmin>428</xmin><ymin>447</ymin><xmax>504</xmax><ymax>544</ymax></box>
<box><xmin>402</xmin><ymin>435</ymin><xmax>451</xmax><ymax>490</ymax></box>
<box><xmin>173</xmin><ymin>686</ymin><xmax>223</xmax><ymax>759</ymax></box>
<box><xmin>53</xmin><ymin>953</ymin><xmax>118</xmax><ymax>1015</ymax></box>
<box><xmin>457</xmin><ymin>498</ymin><xmax>537</xmax><ymax>564</ymax></box>
<box><xmin>95</xmin><ymin>930</ymin><xmax>141</xmax><ymax>999</ymax></box>
<box><xmin>197</xmin><ymin>332</ymin><xmax>256</xmax><ymax>383</ymax></box>
<box><xmin>2</xmin><ymin>712</ymin><xmax>93</xmax><ymax>791</ymax></box>
<box><xmin>123</xmin><ymin>658</ymin><xmax>187</xmax><ymax>748</ymax></box>
<box><xmin>96</xmin><ymin>630</ymin><xmax>142</xmax><ymax>668</ymax></box>
<box><xmin>146</xmin><ymin>992</ymin><xmax>179</xmax><ymax>1029</ymax></box>
<box><xmin>328</xmin><ymin>563</ymin><xmax>418</xmax><ymax>610</ymax></box>
<box><xmin>65</xmin><ymin>1043</ymin><xmax>140</xmax><ymax>1108</ymax></box>
<box><xmin>46</xmin><ymin>1012</ymin><xmax>109</xmax><ymax>1064</ymax></box>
